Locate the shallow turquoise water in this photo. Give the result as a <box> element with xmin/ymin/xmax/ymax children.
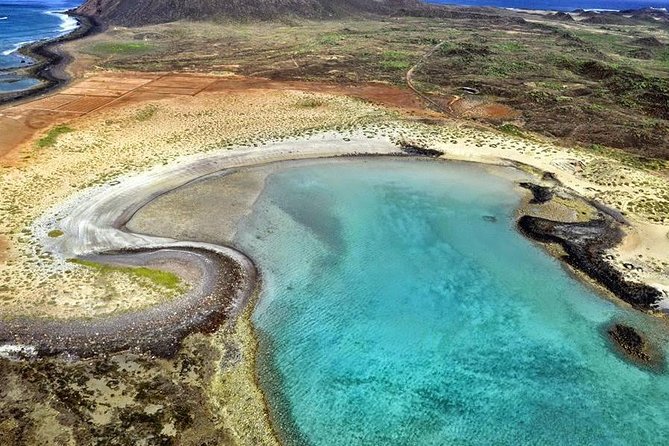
<box><xmin>235</xmin><ymin>158</ymin><xmax>669</xmax><ymax>446</ymax></box>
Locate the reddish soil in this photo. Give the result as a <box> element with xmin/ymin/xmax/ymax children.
<box><xmin>448</xmin><ymin>96</ymin><xmax>519</xmax><ymax>121</ymax></box>
<box><xmin>57</xmin><ymin>96</ymin><xmax>118</xmax><ymax>113</ymax></box>
<box><xmin>0</xmin><ymin>109</ymin><xmax>81</xmax><ymax>165</ymax></box>
<box><xmin>0</xmin><ymin>73</ymin><xmax>443</xmax><ymax>164</ymax></box>
<box><xmin>202</xmin><ymin>77</ymin><xmax>438</xmax><ymax>115</ymax></box>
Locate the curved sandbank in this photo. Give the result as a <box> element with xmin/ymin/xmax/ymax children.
<box><xmin>0</xmin><ymin>246</ymin><xmax>254</xmax><ymax>358</ymax></box>
<box><xmin>0</xmin><ymin>13</ymin><xmax>100</xmax><ymax>106</ymax></box>
<box><xmin>0</xmin><ymin>136</ymin><xmax>399</xmax><ymax>358</ymax></box>
<box><xmin>0</xmin><ymin>131</ymin><xmax>665</xmax><ymax>359</ymax></box>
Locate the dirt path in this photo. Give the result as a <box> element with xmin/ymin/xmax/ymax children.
<box><xmin>405</xmin><ymin>40</ymin><xmax>452</xmax><ymax>116</ymax></box>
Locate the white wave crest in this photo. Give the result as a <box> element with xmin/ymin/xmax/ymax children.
<box><xmin>0</xmin><ymin>16</ymin><xmax>8</xmax><ymax>20</ymax></box>
<box><xmin>1</xmin><ymin>41</ymin><xmax>30</xmax><ymax>56</ymax></box>
<box><xmin>44</xmin><ymin>10</ymin><xmax>79</xmax><ymax>33</ymax></box>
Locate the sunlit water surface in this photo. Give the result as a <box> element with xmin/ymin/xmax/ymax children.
<box><xmin>234</xmin><ymin>158</ymin><xmax>669</xmax><ymax>446</ymax></box>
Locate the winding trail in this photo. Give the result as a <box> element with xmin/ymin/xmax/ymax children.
<box><xmin>0</xmin><ymin>135</ymin><xmax>398</xmax><ymax>358</ymax></box>
<box><xmin>406</xmin><ymin>40</ymin><xmax>453</xmax><ymax>116</ymax></box>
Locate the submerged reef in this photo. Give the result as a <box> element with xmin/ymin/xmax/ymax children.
<box><xmin>606</xmin><ymin>323</ymin><xmax>664</xmax><ymax>370</ymax></box>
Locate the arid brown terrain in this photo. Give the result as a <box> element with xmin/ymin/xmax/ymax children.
<box><xmin>64</xmin><ymin>4</ymin><xmax>669</xmax><ymax>159</ymax></box>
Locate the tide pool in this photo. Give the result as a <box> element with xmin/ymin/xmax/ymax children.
<box><xmin>235</xmin><ymin>158</ymin><xmax>669</xmax><ymax>446</ymax></box>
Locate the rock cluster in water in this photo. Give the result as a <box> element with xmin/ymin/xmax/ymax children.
<box><xmin>607</xmin><ymin>323</ymin><xmax>664</xmax><ymax>370</ymax></box>
<box><xmin>519</xmin><ymin>182</ymin><xmax>554</xmax><ymax>204</ymax></box>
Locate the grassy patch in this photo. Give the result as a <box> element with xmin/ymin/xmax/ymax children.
<box><xmin>85</xmin><ymin>41</ymin><xmax>154</xmax><ymax>55</ymax></box>
<box><xmin>380</xmin><ymin>50</ymin><xmax>411</xmax><ymax>70</ymax></box>
<box><xmin>498</xmin><ymin>123</ymin><xmax>525</xmax><ymax>137</ymax></box>
<box><xmin>536</xmin><ymin>81</ymin><xmax>564</xmax><ymax>91</ymax></box>
<box><xmin>495</xmin><ymin>41</ymin><xmax>525</xmax><ymax>52</ymax></box>
<box><xmin>68</xmin><ymin>259</ymin><xmax>184</xmax><ymax>292</ymax></box>
<box><xmin>483</xmin><ymin>60</ymin><xmax>533</xmax><ymax>78</ymax></box>
<box><xmin>657</xmin><ymin>48</ymin><xmax>669</xmax><ymax>69</ymax></box>
<box><xmin>318</xmin><ymin>33</ymin><xmax>344</xmax><ymax>46</ymax></box>
<box><xmin>588</xmin><ymin>144</ymin><xmax>667</xmax><ymax>171</ymax></box>
<box><xmin>47</xmin><ymin>230</ymin><xmax>63</xmax><ymax>238</ymax></box>
<box><xmin>295</xmin><ymin>96</ymin><xmax>325</xmax><ymax>108</ymax></box>
<box><xmin>36</xmin><ymin>125</ymin><xmax>73</xmax><ymax>148</ymax></box>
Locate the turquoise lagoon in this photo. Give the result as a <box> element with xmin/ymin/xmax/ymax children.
<box><xmin>234</xmin><ymin>158</ymin><xmax>669</xmax><ymax>445</ymax></box>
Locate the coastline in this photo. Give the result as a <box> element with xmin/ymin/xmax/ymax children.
<box><xmin>0</xmin><ymin>80</ymin><xmax>667</xmax><ymax>442</ymax></box>
<box><xmin>1</xmin><ymin>146</ymin><xmax>663</xmax><ymax>356</ymax></box>
<box><xmin>1</xmin><ymin>89</ymin><xmax>666</xmax><ymax>322</ymax></box>
<box><xmin>0</xmin><ymin>12</ymin><xmax>100</xmax><ymax>106</ymax></box>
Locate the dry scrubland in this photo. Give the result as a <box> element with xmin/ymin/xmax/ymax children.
<box><xmin>0</xmin><ymin>90</ymin><xmax>389</xmax><ymax>319</ymax></box>
<box><xmin>0</xmin><ymin>86</ymin><xmax>668</xmax><ymax>321</ymax></box>
<box><xmin>1</xmin><ymin>8</ymin><xmax>668</xmax><ymax>444</ymax></box>
<box><xmin>70</xmin><ymin>14</ymin><xmax>669</xmax><ymax>158</ymax></box>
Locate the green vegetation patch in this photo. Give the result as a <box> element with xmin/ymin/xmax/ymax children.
<box><xmin>380</xmin><ymin>50</ymin><xmax>412</xmax><ymax>70</ymax></box>
<box><xmin>587</xmin><ymin>144</ymin><xmax>667</xmax><ymax>171</ymax></box>
<box><xmin>85</xmin><ymin>41</ymin><xmax>154</xmax><ymax>55</ymax></box>
<box><xmin>68</xmin><ymin>259</ymin><xmax>184</xmax><ymax>292</ymax></box>
<box><xmin>494</xmin><ymin>41</ymin><xmax>525</xmax><ymax>53</ymax></box>
<box><xmin>318</xmin><ymin>33</ymin><xmax>344</xmax><ymax>46</ymax></box>
<box><xmin>498</xmin><ymin>123</ymin><xmax>525</xmax><ymax>138</ymax></box>
<box><xmin>36</xmin><ymin>125</ymin><xmax>74</xmax><ymax>148</ymax></box>
<box><xmin>658</xmin><ymin>48</ymin><xmax>669</xmax><ymax>69</ymax></box>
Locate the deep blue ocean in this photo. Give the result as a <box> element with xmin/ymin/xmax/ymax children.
<box><xmin>0</xmin><ymin>0</ymin><xmax>81</xmax><ymax>92</ymax></box>
<box><xmin>237</xmin><ymin>159</ymin><xmax>669</xmax><ymax>445</ymax></box>
<box><xmin>429</xmin><ymin>0</ymin><xmax>668</xmax><ymax>10</ymax></box>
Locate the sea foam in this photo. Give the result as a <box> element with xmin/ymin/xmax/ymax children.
<box><xmin>1</xmin><ymin>41</ymin><xmax>29</xmax><ymax>56</ymax></box>
<box><xmin>44</xmin><ymin>10</ymin><xmax>79</xmax><ymax>33</ymax></box>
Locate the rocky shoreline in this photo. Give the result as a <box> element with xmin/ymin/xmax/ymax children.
<box><xmin>606</xmin><ymin>323</ymin><xmax>665</xmax><ymax>370</ymax></box>
<box><xmin>518</xmin><ymin>212</ymin><xmax>663</xmax><ymax>311</ymax></box>
<box><xmin>0</xmin><ymin>12</ymin><xmax>100</xmax><ymax>106</ymax></box>
<box><xmin>0</xmin><ymin>246</ymin><xmax>256</xmax><ymax>359</ymax></box>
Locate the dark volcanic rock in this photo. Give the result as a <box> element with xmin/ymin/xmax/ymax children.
<box><xmin>0</xmin><ymin>14</ymin><xmax>100</xmax><ymax>105</ymax></box>
<box><xmin>517</xmin><ymin>215</ymin><xmax>663</xmax><ymax>311</ymax></box>
<box><xmin>0</xmin><ymin>247</ymin><xmax>256</xmax><ymax>359</ymax></box>
<box><xmin>399</xmin><ymin>142</ymin><xmax>444</xmax><ymax>158</ymax></box>
<box><xmin>519</xmin><ymin>182</ymin><xmax>553</xmax><ymax>204</ymax></box>
<box><xmin>549</xmin><ymin>12</ymin><xmax>574</xmax><ymax>22</ymax></box>
<box><xmin>607</xmin><ymin>323</ymin><xmax>663</xmax><ymax>369</ymax></box>
<box><xmin>633</xmin><ymin>36</ymin><xmax>665</xmax><ymax>47</ymax></box>
<box><xmin>583</xmin><ymin>13</ymin><xmax>635</xmax><ymax>25</ymax></box>
<box><xmin>625</xmin><ymin>8</ymin><xmax>669</xmax><ymax>22</ymax></box>
<box><xmin>629</xmin><ymin>48</ymin><xmax>655</xmax><ymax>60</ymax></box>
<box><xmin>77</xmin><ymin>0</ymin><xmax>423</xmax><ymax>26</ymax></box>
